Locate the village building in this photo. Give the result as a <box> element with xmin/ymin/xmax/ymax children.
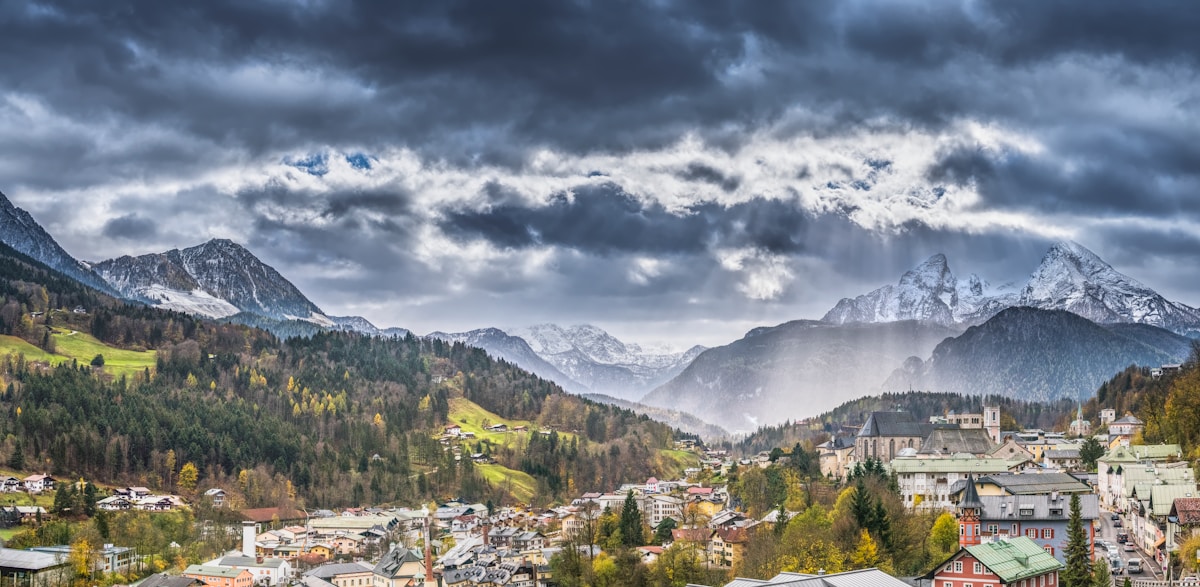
<box><xmin>917</xmin><ymin>427</ymin><xmax>998</xmax><ymax>458</ymax></box>
<box><xmin>1096</xmin><ymin>443</ymin><xmax>1184</xmax><ymax>507</ymax></box>
<box><xmin>973</xmin><ymin>493</ymin><xmax>1098</xmax><ymax>561</ymax></box>
<box><xmin>183</xmin><ymin>565</ymin><xmax>255</xmax><ymax>587</ymax></box>
<box><xmin>890</xmin><ymin>455</ymin><xmax>1030</xmax><ymax>510</ymax></box>
<box><xmin>302</xmin><ymin>561</ymin><xmax>375</xmax><ymax>587</ymax></box>
<box><xmin>29</xmin><ymin>543</ymin><xmax>135</xmax><ymax>574</ymax></box>
<box><xmin>855</xmin><ymin>411</ymin><xmax>932</xmax><ymax>464</ymax></box>
<box><xmin>0</xmin><ymin>548</ymin><xmax>72</xmax><ymax>586</ymax></box>
<box><xmin>816</xmin><ymin>435</ymin><xmax>856</xmax><ymax>478</ymax></box>
<box><xmin>707</xmin><ymin>568</ymin><xmax>912</xmax><ymax>586</ymax></box>
<box><xmin>925</xmin><ymin>537</ymin><xmax>1063</xmax><ymax>587</ymax></box>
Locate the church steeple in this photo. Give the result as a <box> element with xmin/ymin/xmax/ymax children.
<box><xmin>958</xmin><ymin>474</ymin><xmax>984</xmax><ymax>547</ymax></box>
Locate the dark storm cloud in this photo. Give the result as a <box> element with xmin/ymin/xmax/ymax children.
<box><xmin>101</xmin><ymin>213</ymin><xmax>157</xmax><ymax>240</ymax></box>
<box><xmin>677</xmin><ymin>163</ymin><xmax>741</xmax><ymax>193</ymax></box>
<box><xmin>439</xmin><ymin>183</ymin><xmax>812</xmax><ymax>255</ymax></box>
<box><xmin>5</xmin><ymin>0</ymin><xmax>1200</xmax><ymax>335</ymax></box>
<box><xmin>3</xmin><ymin>0</ymin><xmax>1197</xmax><ymax>176</ymax></box>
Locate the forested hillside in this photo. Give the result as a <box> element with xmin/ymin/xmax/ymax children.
<box><xmin>735</xmin><ymin>391</ymin><xmax>1077</xmax><ymax>455</ymax></box>
<box><xmin>0</xmin><ymin>241</ymin><xmax>684</xmax><ymax>509</ymax></box>
<box><xmin>1083</xmin><ymin>349</ymin><xmax>1200</xmax><ymax>459</ymax></box>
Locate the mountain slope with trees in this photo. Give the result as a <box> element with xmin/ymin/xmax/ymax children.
<box><xmin>0</xmin><ymin>240</ymin><xmax>686</xmax><ymax>509</ymax></box>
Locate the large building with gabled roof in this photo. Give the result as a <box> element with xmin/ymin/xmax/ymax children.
<box><xmin>855</xmin><ymin>411</ymin><xmax>933</xmax><ymax>463</ymax></box>
<box><xmin>924</xmin><ymin>536</ymin><xmax>1063</xmax><ymax>587</ymax></box>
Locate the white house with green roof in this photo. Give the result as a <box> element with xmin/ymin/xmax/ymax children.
<box><xmin>925</xmin><ymin>536</ymin><xmax>1063</xmax><ymax>587</ymax></box>
<box><xmin>1096</xmin><ymin>443</ymin><xmax>1183</xmax><ymax>507</ymax></box>
<box><xmin>889</xmin><ymin>456</ymin><xmax>1032</xmax><ymax>511</ymax></box>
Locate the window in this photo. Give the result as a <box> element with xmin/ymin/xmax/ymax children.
<box><xmin>944</xmin><ymin>582</ymin><xmax>953</xmax><ymax>587</ymax></box>
<box><xmin>955</xmin><ymin>561</ymin><xmax>963</xmax><ymax>573</ymax></box>
<box><xmin>1026</xmin><ymin>528</ymin><xmax>1038</xmax><ymax>538</ymax></box>
<box><xmin>1012</xmin><ymin>523</ymin><xmax>1019</xmax><ymax>534</ymax></box>
<box><xmin>974</xmin><ymin>562</ymin><xmax>984</xmax><ymax>574</ymax></box>
<box><xmin>988</xmin><ymin>524</ymin><xmax>999</xmax><ymax>534</ymax></box>
<box><xmin>1044</xmin><ymin>545</ymin><xmax>1053</xmax><ymax>556</ymax></box>
<box><xmin>1043</xmin><ymin>528</ymin><xmax>1054</xmax><ymax>539</ymax></box>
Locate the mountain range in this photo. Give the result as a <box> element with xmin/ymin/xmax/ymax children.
<box><xmin>823</xmin><ymin>241</ymin><xmax>1200</xmax><ymax>336</ymax></box>
<box><xmin>644</xmin><ymin>241</ymin><xmax>1200</xmax><ymax>431</ymax></box>
<box><xmin>428</xmin><ymin>324</ymin><xmax>704</xmax><ymax>401</ymax></box>
<box><xmin>3</xmin><ymin>188</ymin><xmax>1198</xmax><ymax>435</ymax></box>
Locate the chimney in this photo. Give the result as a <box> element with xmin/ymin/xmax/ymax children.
<box><xmin>482</xmin><ymin>522</ymin><xmax>490</xmax><ymax>547</ymax></box>
<box><xmin>242</xmin><ymin>521</ymin><xmax>256</xmax><ymax>558</ymax></box>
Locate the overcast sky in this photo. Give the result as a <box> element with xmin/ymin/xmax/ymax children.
<box><xmin>3</xmin><ymin>0</ymin><xmax>1199</xmax><ymax>347</ymax></box>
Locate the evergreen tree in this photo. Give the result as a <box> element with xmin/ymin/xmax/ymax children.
<box><xmin>1079</xmin><ymin>437</ymin><xmax>1105</xmax><ymax>471</ymax></box>
<box><xmin>653</xmin><ymin>518</ymin><xmax>677</xmax><ymax>545</ymax></box>
<box><xmin>8</xmin><ymin>438</ymin><xmax>24</xmax><ymax>470</ymax></box>
<box><xmin>618</xmin><ymin>491</ymin><xmax>645</xmax><ymax>548</ymax></box>
<box><xmin>1062</xmin><ymin>493</ymin><xmax>1092</xmax><ymax>587</ymax></box>
<box><xmin>83</xmin><ymin>482</ymin><xmax>98</xmax><ymax>517</ymax></box>
<box><xmin>1091</xmin><ymin>559</ymin><xmax>1112</xmax><ymax>587</ymax></box>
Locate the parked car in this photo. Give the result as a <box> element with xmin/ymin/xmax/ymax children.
<box><xmin>1127</xmin><ymin>559</ymin><xmax>1143</xmax><ymax>574</ymax></box>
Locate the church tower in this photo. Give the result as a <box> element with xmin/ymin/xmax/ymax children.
<box><xmin>958</xmin><ymin>474</ymin><xmax>984</xmax><ymax>547</ymax></box>
<box><xmin>983</xmin><ymin>406</ymin><xmax>1000</xmax><ymax>444</ymax></box>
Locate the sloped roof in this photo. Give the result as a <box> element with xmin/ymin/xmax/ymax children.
<box><xmin>0</xmin><ymin>548</ymin><xmax>68</xmax><ymax>571</ymax></box>
<box><xmin>964</xmin><ymin>537</ymin><xmax>1063</xmax><ymax>582</ymax></box>
<box><xmin>978</xmin><ymin>494</ymin><xmax>1099</xmax><ymax>521</ymax></box>
<box><xmin>372</xmin><ymin>548</ymin><xmax>423</xmax><ymax>578</ymax></box>
<box><xmin>1112</xmin><ymin>415</ymin><xmax>1144</xmax><ymax>425</ymax></box>
<box><xmin>888</xmin><ymin>456</ymin><xmax>1020</xmax><ymax>475</ymax></box>
<box><xmin>136</xmin><ymin>574</ymin><xmax>205</xmax><ymax>587</ymax></box>
<box><xmin>1099</xmin><ymin>444</ymin><xmax>1182</xmax><ymax>464</ymax></box>
<box><xmin>304</xmin><ymin>562</ymin><xmax>374</xmax><ymax>579</ymax></box>
<box><xmin>1045</xmin><ymin>449</ymin><xmax>1081</xmax><ymax>459</ymax></box>
<box><xmin>919</xmin><ymin>428</ymin><xmax>997</xmax><ymax>455</ymax></box>
<box><xmin>959</xmin><ymin>475</ymin><xmax>984</xmax><ymax>511</ymax></box>
<box><xmin>858</xmin><ymin>411</ymin><xmax>930</xmax><ymax>438</ymax></box>
<box><xmin>1170</xmin><ymin>497</ymin><xmax>1200</xmax><ymax>525</ymax></box>
<box><xmin>240</xmin><ymin>507</ymin><xmax>306</xmax><ymax>523</ymax></box>
<box><xmin>1150</xmin><ymin>485</ymin><xmax>1198</xmax><ymax>517</ymax></box>
<box><xmin>954</xmin><ymin>472</ymin><xmax>1091</xmax><ymax>496</ymax></box>
<box><xmin>719</xmin><ymin>568</ymin><xmax>912</xmax><ymax>586</ymax></box>
<box><xmin>712</xmin><ymin>527</ymin><xmax>750</xmax><ymax>544</ymax></box>
<box><xmin>185</xmin><ymin>565</ymin><xmax>248</xmax><ymax>578</ymax></box>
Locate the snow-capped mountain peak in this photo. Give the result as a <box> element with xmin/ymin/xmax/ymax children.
<box><xmin>822</xmin><ymin>253</ymin><xmax>961</xmax><ymax>326</ymax></box>
<box><xmin>823</xmin><ymin>240</ymin><xmax>1200</xmax><ymax>336</ymax></box>
<box><xmin>94</xmin><ymin>239</ymin><xmax>331</xmax><ymax>324</ymax></box>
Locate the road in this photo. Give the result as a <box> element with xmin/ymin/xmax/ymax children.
<box><xmin>1095</xmin><ymin>505</ymin><xmax>1164</xmax><ymax>584</ymax></box>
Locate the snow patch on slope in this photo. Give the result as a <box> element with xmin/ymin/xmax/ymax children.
<box><xmin>141</xmin><ymin>285</ymin><xmax>241</xmax><ymax>319</ymax></box>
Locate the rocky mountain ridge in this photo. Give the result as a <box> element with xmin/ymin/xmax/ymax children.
<box><xmin>823</xmin><ymin>241</ymin><xmax>1200</xmax><ymax>336</ymax></box>
<box><xmin>0</xmin><ymin>191</ymin><xmax>119</xmax><ymax>296</ymax></box>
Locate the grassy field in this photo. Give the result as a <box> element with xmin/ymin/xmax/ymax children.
<box><xmin>476</xmin><ymin>463</ymin><xmax>537</xmax><ymax>503</ymax></box>
<box><xmin>446</xmin><ymin>397</ymin><xmax>534</xmax><ymax>440</ymax></box>
<box><xmin>656</xmin><ymin>449</ymin><xmax>702</xmax><ymax>478</ymax></box>
<box><xmin>0</xmin><ymin>335</ymin><xmax>66</xmax><ymax>366</ymax></box>
<box><xmin>50</xmin><ymin>329</ymin><xmax>156</xmax><ymax>379</ymax></box>
<box><xmin>0</xmin><ymin>330</ymin><xmax>156</xmax><ymax>380</ymax></box>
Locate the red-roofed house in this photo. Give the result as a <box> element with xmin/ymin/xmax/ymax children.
<box><xmin>708</xmin><ymin>527</ymin><xmax>750</xmax><ymax>568</ymax></box>
<box><xmin>636</xmin><ymin>546</ymin><xmax>664</xmax><ymax>564</ymax></box>
<box><xmin>1170</xmin><ymin>497</ymin><xmax>1200</xmax><ymax>546</ymax></box>
<box><xmin>686</xmin><ymin>486</ymin><xmax>713</xmax><ymax>496</ymax></box>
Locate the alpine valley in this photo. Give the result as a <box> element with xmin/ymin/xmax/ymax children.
<box><xmin>643</xmin><ymin>242</ymin><xmax>1200</xmax><ymax>432</ymax></box>
<box><xmin>2</xmin><ymin>189</ymin><xmax>1198</xmax><ymax>435</ymax></box>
